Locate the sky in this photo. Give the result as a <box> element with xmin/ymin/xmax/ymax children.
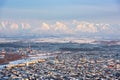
<box><xmin>0</xmin><ymin>0</ymin><xmax>120</xmax><ymax>39</ymax></box>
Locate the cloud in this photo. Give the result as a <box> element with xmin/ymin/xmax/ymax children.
<box><xmin>10</xmin><ymin>22</ymin><xmax>19</xmax><ymax>30</ymax></box>
<box><xmin>21</xmin><ymin>23</ymin><xmax>31</xmax><ymax>29</ymax></box>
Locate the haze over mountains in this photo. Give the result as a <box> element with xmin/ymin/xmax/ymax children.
<box><xmin>0</xmin><ymin>20</ymin><xmax>120</xmax><ymax>40</ymax></box>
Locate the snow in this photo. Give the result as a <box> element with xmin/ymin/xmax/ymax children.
<box><xmin>0</xmin><ymin>38</ymin><xmax>18</xmax><ymax>43</ymax></box>
<box><xmin>31</xmin><ymin>38</ymin><xmax>95</xmax><ymax>43</ymax></box>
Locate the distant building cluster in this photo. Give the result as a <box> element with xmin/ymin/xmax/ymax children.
<box><xmin>0</xmin><ymin>50</ymin><xmax>120</xmax><ymax>80</ymax></box>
